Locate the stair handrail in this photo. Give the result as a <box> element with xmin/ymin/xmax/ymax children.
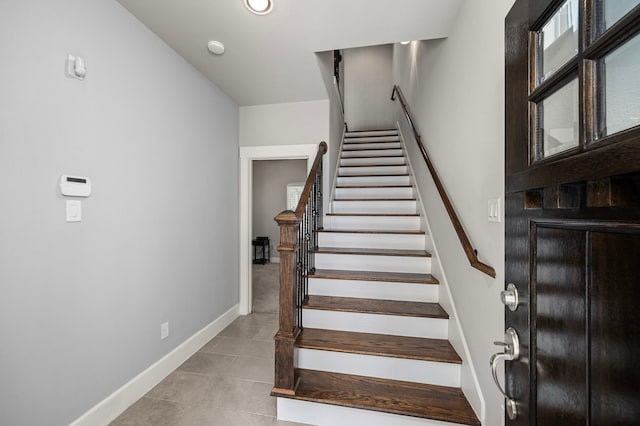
<box><xmin>391</xmin><ymin>85</ymin><xmax>496</xmax><ymax>278</ymax></box>
<box><xmin>273</xmin><ymin>141</ymin><xmax>327</xmax><ymax>396</ymax></box>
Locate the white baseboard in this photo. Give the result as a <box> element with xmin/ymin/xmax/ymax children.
<box><xmin>70</xmin><ymin>304</ymin><xmax>240</xmax><ymax>426</ymax></box>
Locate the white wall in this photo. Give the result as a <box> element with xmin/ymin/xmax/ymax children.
<box><xmin>344</xmin><ymin>45</ymin><xmax>395</xmax><ymax>131</ymax></box>
<box><xmin>239</xmin><ymin>100</ymin><xmax>330</xmax><ymax>147</ymax></box>
<box><xmin>0</xmin><ymin>1</ymin><xmax>239</xmax><ymax>425</ymax></box>
<box><xmin>392</xmin><ymin>0</ymin><xmax>515</xmax><ymax>424</ymax></box>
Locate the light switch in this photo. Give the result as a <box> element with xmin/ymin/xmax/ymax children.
<box><xmin>66</xmin><ymin>200</ymin><xmax>82</xmax><ymax>222</ymax></box>
<box><xmin>488</xmin><ymin>198</ymin><xmax>501</xmax><ymax>223</ymax></box>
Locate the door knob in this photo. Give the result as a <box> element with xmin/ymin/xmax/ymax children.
<box><xmin>500</xmin><ymin>283</ymin><xmax>519</xmax><ymax>311</ymax></box>
<box><xmin>490</xmin><ymin>327</ymin><xmax>519</xmax><ymax>420</ymax></box>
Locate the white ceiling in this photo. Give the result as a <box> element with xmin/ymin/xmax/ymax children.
<box><xmin>116</xmin><ymin>0</ymin><xmax>464</xmax><ymax>106</ymax></box>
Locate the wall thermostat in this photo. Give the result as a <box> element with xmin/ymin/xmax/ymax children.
<box><xmin>60</xmin><ymin>175</ymin><xmax>91</xmax><ymax>197</ymax></box>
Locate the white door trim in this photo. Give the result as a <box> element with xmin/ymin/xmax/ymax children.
<box><xmin>238</xmin><ymin>144</ymin><xmax>318</xmax><ymax>315</ymax></box>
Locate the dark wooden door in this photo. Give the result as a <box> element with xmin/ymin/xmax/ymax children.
<box><xmin>505</xmin><ymin>0</ymin><xmax>640</xmax><ymax>424</ymax></box>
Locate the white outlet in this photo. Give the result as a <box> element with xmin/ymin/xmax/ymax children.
<box><xmin>161</xmin><ymin>322</ymin><xmax>169</xmax><ymax>340</ymax></box>
<box><xmin>488</xmin><ymin>198</ymin><xmax>501</xmax><ymax>223</ymax></box>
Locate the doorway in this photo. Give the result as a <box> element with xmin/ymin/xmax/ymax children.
<box><xmin>251</xmin><ymin>159</ymin><xmax>307</xmax><ymax>313</ymax></box>
<box><xmin>238</xmin><ymin>144</ymin><xmax>319</xmax><ymax>315</ymax></box>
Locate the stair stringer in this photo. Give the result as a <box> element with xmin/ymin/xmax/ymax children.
<box><xmin>396</xmin><ymin>124</ymin><xmax>485</xmax><ymax>423</ymax></box>
<box><xmin>327</xmin><ymin>123</ymin><xmax>348</xmax><ymax>215</ymax></box>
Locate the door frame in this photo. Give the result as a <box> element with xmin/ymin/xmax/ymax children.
<box><xmin>238</xmin><ymin>144</ymin><xmax>318</xmax><ymax>315</ymax></box>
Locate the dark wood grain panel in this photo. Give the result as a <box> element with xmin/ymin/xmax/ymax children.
<box><xmin>590</xmin><ymin>231</ymin><xmax>640</xmax><ymax>425</ymax></box>
<box><xmin>314</xmin><ymin>247</ymin><xmax>431</xmax><ymax>257</ymax></box>
<box><xmin>311</xmin><ymin>269</ymin><xmax>438</xmax><ymax>284</ymax></box>
<box><xmin>303</xmin><ymin>295</ymin><xmax>448</xmax><ymax>319</ymax></box>
<box><xmin>273</xmin><ymin>369</ymin><xmax>480</xmax><ymax>425</ymax></box>
<box><xmin>534</xmin><ymin>227</ymin><xmax>587</xmax><ymax>425</ymax></box>
<box><xmin>298</xmin><ymin>328</ymin><xmax>460</xmax><ymax>363</ymax></box>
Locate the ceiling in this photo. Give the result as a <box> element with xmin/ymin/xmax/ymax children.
<box><xmin>116</xmin><ymin>0</ymin><xmax>464</xmax><ymax>106</ymax></box>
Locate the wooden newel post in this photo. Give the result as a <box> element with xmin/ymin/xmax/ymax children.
<box><xmin>272</xmin><ymin>210</ymin><xmax>301</xmax><ymax>395</ymax></box>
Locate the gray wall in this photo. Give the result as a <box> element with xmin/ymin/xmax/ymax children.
<box><xmin>0</xmin><ymin>1</ymin><xmax>239</xmax><ymax>425</ymax></box>
<box><xmin>252</xmin><ymin>160</ymin><xmax>308</xmax><ymax>257</ymax></box>
<box><xmin>316</xmin><ymin>50</ymin><xmax>346</xmax><ymax>198</ymax></box>
<box><xmin>344</xmin><ymin>45</ymin><xmax>395</xmax><ymax>131</ymax></box>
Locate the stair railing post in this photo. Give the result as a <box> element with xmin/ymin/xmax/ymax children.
<box><xmin>273</xmin><ymin>211</ymin><xmax>301</xmax><ymax>395</ymax></box>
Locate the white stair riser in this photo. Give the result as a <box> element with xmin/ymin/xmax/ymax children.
<box><xmin>342</xmin><ymin>149</ymin><xmax>403</xmax><ymax>158</ymax></box>
<box><xmin>278</xmin><ymin>399</ymin><xmax>466</xmax><ymax>426</ymax></box>
<box><xmin>316</xmin><ymin>253</ymin><xmax>431</xmax><ymax>274</ymax></box>
<box><xmin>296</xmin><ymin>349</ymin><xmax>461</xmax><ymax>387</ymax></box>
<box><xmin>337</xmin><ymin>175</ymin><xmax>411</xmax><ymax>186</ymax></box>
<box><xmin>344</xmin><ymin>136</ymin><xmax>400</xmax><ymax>143</ymax></box>
<box><xmin>302</xmin><ymin>309</ymin><xmax>448</xmax><ymax>339</ymax></box>
<box><xmin>333</xmin><ymin>200</ymin><xmax>417</xmax><ymax>214</ymax></box>
<box><xmin>318</xmin><ymin>232</ymin><xmax>425</xmax><ymax>250</ymax></box>
<box><xmin>335</xmin><ymin>187</ymin><xmax>414</xmax><ymax>199</ymax></box>
<box><xmin>346</xmin><ymin>130</ymin><xmax>398</xmax><ymax>138</ymax></box>
<box><xmin>343</xmin><ymin>142</ymin><xmax>402</xmax><ymax>151</ymax></box>
<box><xmin>339</xmin><ymin>165</ymin><xmax>408</xmax><ymax>176</ymax></box>
<box><xmin>309</xmin><ymin>278</ymin><xmax>439</xmax><ymax>302</ymax></box>
<box><xmin>327</xmin><ymin>215</ymin><xmax>420</xmax><ymax>231</ymax></box>
<box><xmin>340</xmin><ymin>157</ymin><xmax>405</xmax><ymax>166</ymax></box>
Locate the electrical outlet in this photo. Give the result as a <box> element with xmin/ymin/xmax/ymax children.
<box><xmin>488</xmin><ymin>198</ymin><xmax>501</xmax><ymax>223</ymax></box>
<box><xmin>161</xmin><ymin>322</ymin><xmax>169</xmax><ymax>340</ymax></box>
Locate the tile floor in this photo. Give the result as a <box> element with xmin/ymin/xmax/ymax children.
<box><xmin>111</xmin><ymin>264</ymin><xmax>306</xmax><ymax>425</ymax></box>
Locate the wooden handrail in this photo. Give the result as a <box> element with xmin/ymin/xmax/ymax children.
<box><xmin>391</xmin><ymin>85</ymin><xmax>496</xmax><ymax>278</ymax></box>
<box><xmin>272</xmin><ymin>141</ymin><xmax>327</xmax><ymax>397</ymax></box>
<box><xmin>294</xmin><ymin>141</ymin><xmax>328</xmax><ymax>218</ymax></box>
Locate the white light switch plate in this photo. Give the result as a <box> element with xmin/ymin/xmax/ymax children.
<box><xmin>488</xmin><ymin>198</ymin><xmax>501</xmax><ymax>223</ymax></box>
<box><xmin>66</xmin><ymin>200</ymin><xmax>82</xmax><ymax>222</ymax></box>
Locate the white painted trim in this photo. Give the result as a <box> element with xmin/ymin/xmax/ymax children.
<box><xmin>70</xmin><ymin>304</ymin><xmax>240</xmax><ymax>426</ymax></box>
<box><xmin>397</xmin><ymin>123</ymin><xmax>485</xmax><ymax>422</ymax></box>
<box><xmin>239</xmin><ymin>144</ymin><xmax>318</xmax><ymax>315</ymax></box>
<box><xmin>328</xmin><ymin>123</ymin><xmax>347</xmax><ymax>214</ymax></box>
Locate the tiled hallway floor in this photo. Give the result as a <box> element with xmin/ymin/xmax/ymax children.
<box><xmin>111</xmin><ymin>263</ymin><xmax>306</xmax><ymax>425</ymax></box>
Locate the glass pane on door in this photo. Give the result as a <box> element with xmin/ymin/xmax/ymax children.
<box><xmin>538</xmin><ymin>78</ymin><xmax>579</xmax><ymax>158</ymax></box>
<box><xmin>537</xmin><ymin>0</ymin><xmax>579</xmax><ymax>85</ymax></box>
<box><xmin>603</xmin><ymin>0</ymin><xmax>639</xmax><ymax>31</ymax></box>
<box><xmin>600</xmin><ymin>33</ymin><xmax>640</xmax><ymax>137</ymax></box>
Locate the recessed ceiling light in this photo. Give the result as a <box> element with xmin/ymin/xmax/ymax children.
<box><xmin>244</xmin><ymin>0</ymin><xmax>273</xmax><ymax>15</ymax></box>
<box><xmin>400</xmin><ymin>41</ymin><xmax>411</xmax><ymax>45</ymax></box>
<box><xmin>207</xmin><ymin>40</ymin><xmax>225</xmax><ymax>55</ymax></box>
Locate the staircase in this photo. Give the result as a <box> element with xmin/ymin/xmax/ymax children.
<box><xmin>274</xmin><ymin>129</ymin><xmax>480</xmax><ymax>426</ymax></box>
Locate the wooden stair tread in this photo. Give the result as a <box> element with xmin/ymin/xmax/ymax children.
<box><xmin>334</xmin><ymin>198</ymin><xmax>416</xmax><ymax>201</ymax></box>
<box><xmin>327</xmin><ymin>213</ymin><xmax>419</xmax><ymax>217</ymax></box>
<box><xmin>274</xmin><ymin>369</ymin><xmax>480</xmax><ymax>425</ymax></box>
<box><xmin>338</xmin><ymin>173</ymin><xmax>410</xmax><ymax>177</ymax></box>
<box><xmin>340</xmin><ymin>155</ymin><xmax>405</xmax><ymax>160</ymax></box>
<box><xmin>298</xmin><ymin>328</ymin><xmax>460</xmax><ymax>363</ymax></box>
<box><xmin>339</xmin><ymin>163</ymin><xmax>406</xmax><ymax>167</ymax></box>
<box><xmin>342</xmin><ymin>147</ymin><xmax>400</xmax><ymax>151</ymax></box>
<box><xmin>314</xmin><ymin>247</ymin><xmax>430</xmax><ymax>257</ymax></box>
<box><xmin>336</xmin><ymin>185</ymin><xmax>412</xmax><ymax>188</ymax></box>
<box><xmin>303</xmin><ymin>295</ymin><xmax>448</xmax><ymax>319</ymax></box>
<box><xmin>311</xmin><ymin>269</ymin><xmax>438</xmax><ymax>284</ymax></box>
<box><xmin>344</xmin><ymin>142</ymin><xmax>400</xmax><ymax>146</ymax></box>
<box><xmin>320</xmin><ymin>229</ymin><xmax>424</xmax><ymax>235</ymax></box>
